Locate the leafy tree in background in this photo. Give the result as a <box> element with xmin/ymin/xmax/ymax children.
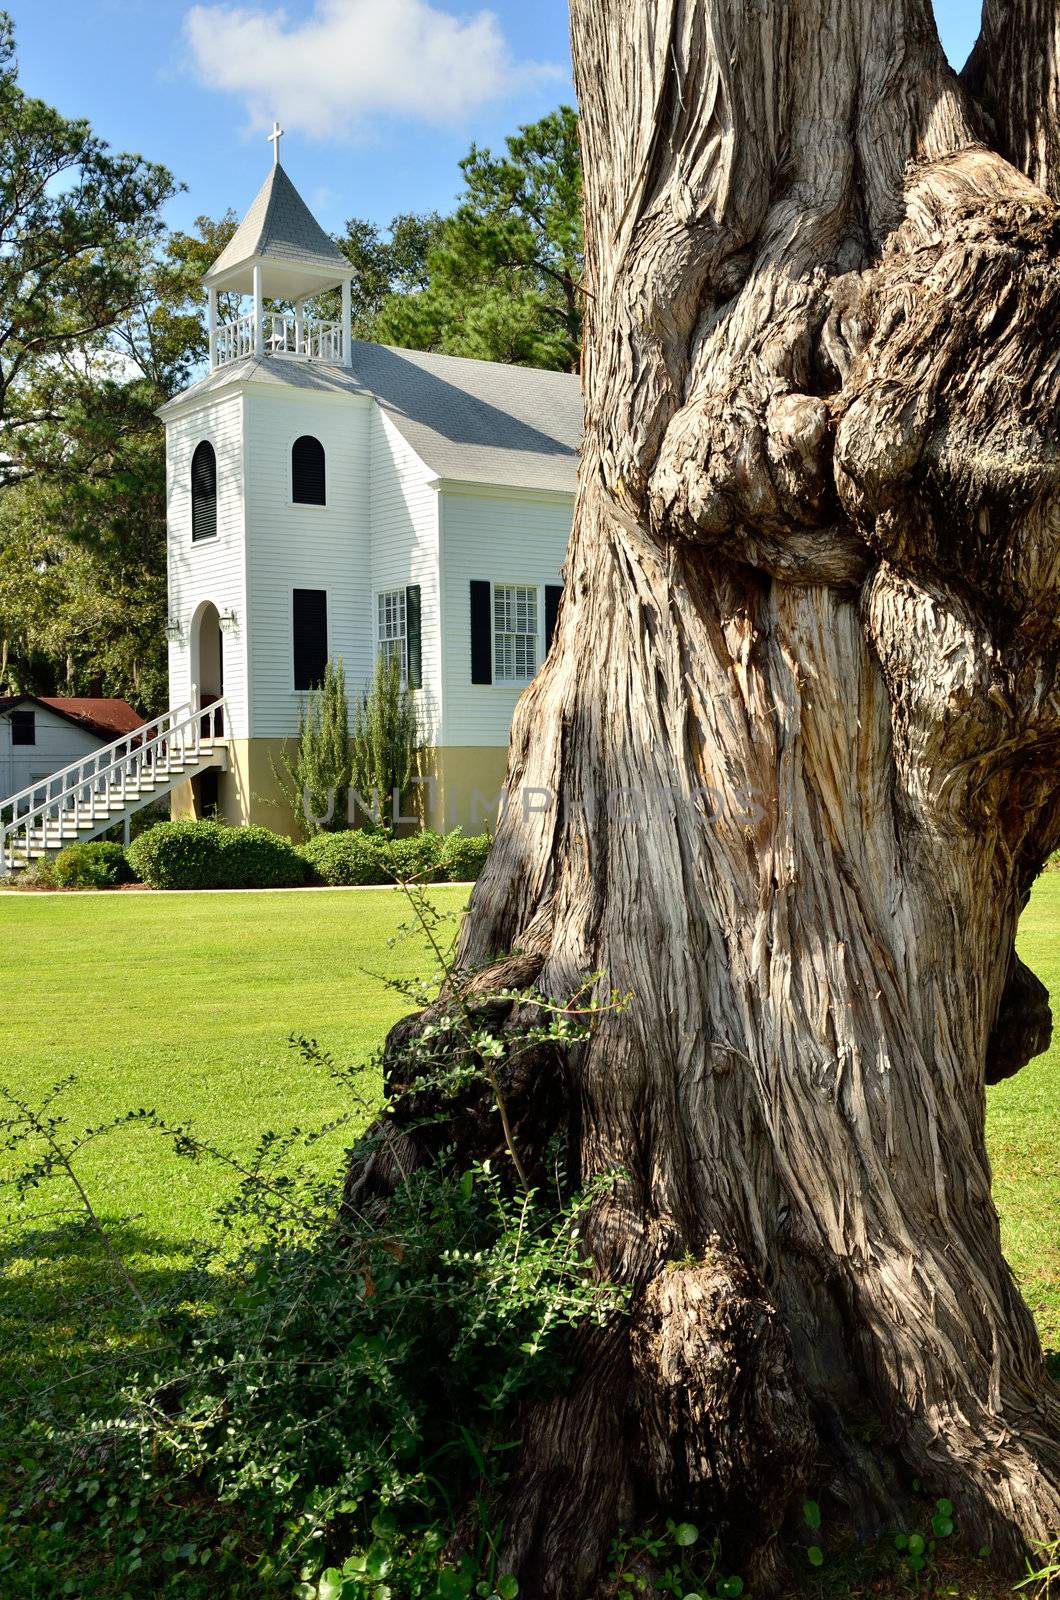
<box><xmin>0</xmin><ymin>11</ymin><xmax>176</xmax><ymax>476</ymax></box>
<box><xmin>336</xmin><ymin>211</ymin><xmax>443</xmax><ymax>340</ymax></box>
<box><xmin>370</xmin><ymin>107</ymin><xmax>584</xmax><ymax>372</ymax></box>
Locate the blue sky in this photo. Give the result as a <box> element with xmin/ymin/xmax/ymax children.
<box><xmin>9</xmin><ymin>1</ymin><xmax>984</xmax><ymax>241</ymax></box>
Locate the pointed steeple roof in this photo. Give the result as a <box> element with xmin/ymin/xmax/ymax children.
<box><xmin>204</xmin><ymin>163</ymin><xmax>352</xmax><ymax>298</ymax></box>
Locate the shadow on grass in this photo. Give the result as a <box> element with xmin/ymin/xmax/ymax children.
<box><xmin>0</xmin><ymin>1213</ymin><xmax>218</xmax><ymax>1431</ymax></box>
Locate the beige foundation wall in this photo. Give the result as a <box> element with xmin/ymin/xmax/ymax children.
<box><xmin>169</xmin><ymin>778</ymin><xmax>196</xmax><ymax>821</ymax></box>
<box><xmin>422</xmin><ymin>746</ymin><xmax>509</xmax><ymax>835</ymax></box>
<box><xmin>170</xmin><ymin>742</ymin><xmax>512</xmax><ymax>838</ymax></box>
<box><xmin>223</xmin><ymin>739</ymin><xmax>301</xmax><ymax>835</ymax></box>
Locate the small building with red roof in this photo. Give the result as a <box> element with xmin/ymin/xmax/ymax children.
<box><xmin>0</xmin><ymin>694</ymin><xmax>145</xmax><ymax>803</ymax></box>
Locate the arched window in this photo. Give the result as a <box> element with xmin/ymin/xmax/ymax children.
<box><xmin>191</xmin><ymin>441</ymin><xmax>217</xmax><ymax>542</ymax></box>
<box><xmin>292</xmin><ymin>435</ymin><xmax>326</xmax><ymax>505</ymax></box>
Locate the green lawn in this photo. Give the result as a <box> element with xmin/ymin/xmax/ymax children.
<box><xmin>0</xmin><ymin>875</ymin><xmax>1055</xmax><ymax>1373</ymax></box>
<box><xmin>0</xmin><ymin>886</ymin><xmax>469</xmax><ymax>1253</ymax></box>
<box><xmin>994</xmin><ymin>873</ymin><xmax>1059</xmax><ymax>1351</ymax></box>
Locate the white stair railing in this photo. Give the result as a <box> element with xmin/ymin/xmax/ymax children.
<box><xmin>1</xmin><ymin>695</ymin><xmax>228</xmax><ymax>873</ymax></box>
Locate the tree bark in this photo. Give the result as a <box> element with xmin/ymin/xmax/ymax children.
<box><xmin>358</xmin><ymin>3</ymin><xmax>1060</xmax><ymax>1593</ymax></box>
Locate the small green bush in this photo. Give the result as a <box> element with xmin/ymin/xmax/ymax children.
<box><xmin>299</xmin><ymin>828</ymin><xmax>392</xmax><ymax>887</ymax></box>
<box><xmin>4</xmin><ymin>857</ymin><xmax>54</xmax><ymax>888</ymax></box>
<box><xmin>438</xmin><ymin>828</ymin><xmax>492</xmax><ymax>883</ymax></box>
<box><xmin>386</xmin><ymin>829</ymin><xmax>444</xmax><ymax>881</ymax></box>
<box><xmin>128</xmin><ymin>820</ymin><xmax>306</xmax><ymax>890</ymax></box>
<box><xmin>299</xmin><ymin>828</ymin><xmax>492</xmax><ymax>887</ymax></box>
<box><xmin>52</xmin><ymin>840</ymin><xmax>133</xmax><ymax>889</ymax></box>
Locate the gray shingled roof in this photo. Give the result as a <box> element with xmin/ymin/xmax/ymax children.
<box><xmin>205</xmin><ymin>164</ymin><xmax>350</xmax><ymax>282</ymax></box>
<box><xmin>159</xmin><ymin>345</ymin><xmax>583</xmax><ymax>494</ymax></box>
<box><xmin>353</xmin><ymin>342</ymin><xmax>581</xmax><ymax>493</ymax></box>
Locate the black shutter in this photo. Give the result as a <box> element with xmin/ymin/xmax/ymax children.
<box><xmin>405</xmin><ymin>585</ymin><xmax>422</xmax><ymax>690</ymax></box>
<box><xmin>293</xmin><ymin>589</ymin><xmax>328</xmax><ymax>690</ymax></box>
<box><xmin>470</xmin><ymin>580</ymin><xmax>492</xmax><ymax>684</ymax></box>
<box><xmin>545</xmin><ymin>584</ymin><xmax>563</xmax><ymax>653</ymax></box>
<box><xmin>292</xmin><ymin>436</ymin><xmax>326</xmax><ymax>505</ymax></box>
<box><xmin>191</xmin><ymin>441</ymin><xmax>217</xmax><ymax>542</ymax></box>
<box><xmin>10</xmin><ymin>709</ymin><xmax>35</xmax><ymax>746</ymax></box>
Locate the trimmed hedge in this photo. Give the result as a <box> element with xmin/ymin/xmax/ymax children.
<box><xmin>300</xmin><ymin>828</ymin><xmax>492</xmax><ymax>888</ymax></box>
<box><xmin>128</xmin><ymin>820</ymin><xmax>306</xmax><ymax>891</ymax></box>
<box><xmin>437</xmin><ymin>829</ymin><xmax>492</xmax><ymax>884</ymax></box>
<box><xmin>52</xmin><ymin>840</ymin><xmax>133</xmax><ymax>889</ymax></box>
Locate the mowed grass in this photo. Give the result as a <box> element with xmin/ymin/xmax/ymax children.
<box><xmin>0</xmin><ymin>887</ymin><xmax>468</xmax><ymax>1276</ymax></box>
<box><xmin>996</xmin><ymin>871</ymin><xmax>1060</xmax><ymax>1352</ymax></box>
<box><xmin>0</xmin><ymin>875</ymin><xmax>1055</xmax><ymax>1359</ymax></box>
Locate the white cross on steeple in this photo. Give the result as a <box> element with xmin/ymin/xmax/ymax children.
<box><xmin>268</xmin><ymin>121</ymin><xmax>283</xmax><ymax>166</ymax></box>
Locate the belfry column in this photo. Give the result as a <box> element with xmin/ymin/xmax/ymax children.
<box><xmin>342</xmin><ymin>279</ymin><xmax>353</xmax><ymax>367</ymax></box>
<box><xmin>208</xmin><ymin>286</ymin><xmax>218</xmax><ymax>369</ymax></box>
<box><xmin>253</xmin><ymin>262</ymin><xmax>265</xmax><ymax>357</ymax></box>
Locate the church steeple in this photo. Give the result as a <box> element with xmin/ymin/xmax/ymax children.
<box><xmin>203</xmin><ymin>131</ymin><xmax>354</xmax><ymax>371</ymax></box>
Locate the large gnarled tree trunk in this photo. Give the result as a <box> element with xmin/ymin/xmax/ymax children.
<box><xmin>358</xmin><ymin>3</ymin><xmax>1060</xmax><ymax>1593</ymax></box>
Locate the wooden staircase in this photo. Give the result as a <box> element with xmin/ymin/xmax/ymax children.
<box><xmin>1</xmin><ymin>696</ymin><xmax>229</xmax><ymax>874</ymax></box>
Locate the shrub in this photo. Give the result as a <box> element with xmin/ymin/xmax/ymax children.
<box><xmin>300</xmin><ymin>828</ymin><xmax>392</xmax><ymax>887</ymax></box>
<box><xmin>129</xmin><ymin>820</ymin><xmax>306</xmax><ymax>890</ymax></box>
<box><xmin>274</xmin><ymin>657</ymin><xmax>352</xmax><ymax>839</ymax></box>
<box><xmin>51</xmin><ymin>840</ymin><xmax>133</xmax><ymax>889</ymax></box>
<box><xmin>299</xmin><ymin>828</ymin><xmax>491</xmax><ymax>887</ymax></box>
<box><xmin>3</xmin><ymin>856</ymin><xmax>54</xmax><ymax>888</ymax></box>
<box><xmin>351</xmin><ymin>651</ymin><xmax>419</xmax><ymax>828</ymax></box>
<box><xmin>438</xmin><ymin>828</ymin><xmax>492</xmax><ymax>883</ymax></box>
<box><xmin>385</xmin><ymin>828</ymin><xmax>444</xmax><ymax>881</ymax></box>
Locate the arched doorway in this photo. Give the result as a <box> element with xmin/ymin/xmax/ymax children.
<box><xmin>189</xmin><ymin>601</ymin><xmax>224</xmax><ymax>818</ymax></box>
<box><xmin>191</xmin><ymin>600</ymin><xmax>224</xmax><ymax>707</ymax></box>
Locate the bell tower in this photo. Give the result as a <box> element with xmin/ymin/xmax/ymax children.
<box><xmin>202</xmin><ymin>126</ymin><xmax>355</xmax><ymax>371</ymax></box>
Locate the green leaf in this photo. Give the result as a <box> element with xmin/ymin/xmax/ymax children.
<box><xmin>318</xmin><ymin>1572</ymin><xmax>344</xmax><ymax>1600</ymax></box>
<box><xmin>932</xmin><ymin>1515</ymin><xmax>954</xmax><ymax>1539</ymax></box>
<box><xmin>371</xmin><ymin>1511</ymin><xmax>398</xmax><ymax>1542</ymax></box>
<box><xmin>436</xmin><ymin>1571</ymin><xmax>472</xmax><ymax>1600</ymax></box>
<box><xmin>908</xmin><ymin>1555</ymin><xmax>926</xmax><ymax>1573</ymax></box>
<box><xmin>673</xmin><ymin>1523</ymin><xmax>699</xmax><ymax>1548</ymax></box>
<box><xmin>496</xmin><ymin>1578</ymin><xmax>519</xmax><ymax>1600</ymax></box>
<box><xmin>908</xmin><ymin>1534</ymin><xmax>926</xmax><ymax>1556</ymax></box>
<box><xmin>808</xmin><ymin>1547</ymin><xmax>825</xmax><ymax>1567</ymax></box>
<box><xmin>365</xmin><ymin>1545</ymin><xmax>392</xmax><ymax>1581</ymax></box>
<box><xmin>894</xmin><ymin>1533</ymin><xmax>909</xmax><ymax>1551</ymax></box>
<box><xmin>978</xmin><ymin>1546</ymin><xmax>992</xmax><ymax>1560</ymax></box>
<box><xmin>803</xmin><ymin>1499</ymin><xmax>822</xmax><ymax>1530</ymax></box>
<box><xmin>719</xmin><ymin>1578</ymin><xmax>744</xmax><ymax>1597</ymax></box>
<box><xmin>936</xmin><ymin>1498</ymin><xmax>954</xmax><ymax>1517</ymax></box>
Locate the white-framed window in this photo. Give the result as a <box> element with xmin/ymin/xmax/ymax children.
<box><xmin>377</xmin><ymin>589</ymin><xmax>407</xmax><ymax>678</ymax></box>
<box><xmin>493</xmin><ymin>583</ymin><xmax>539</xmax><ymax>683</ymax></box>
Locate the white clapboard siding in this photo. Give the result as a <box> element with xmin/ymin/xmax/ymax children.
<box><xmin>0</xmin><ymin>708</ymin><xmax>104</xmax><ymax>804</ymax></box>
<box><xmin>167</xmin><ymin>391</ymin><xmax>250</xmax><ymax>737</ymax></box>
<box><xmin>369</xmin><ymin>408</ymin><xmax>442</xmax><ymax>740</ymax></box>
<box><xmin>439</xmin><ymin>484</ymin><xmax>574</xmax><ymax>747</ymax></box>
<box><xmin>242</xmin><ymin>388</ymin><xmax>373</xmax><ymax>739</ymax></box>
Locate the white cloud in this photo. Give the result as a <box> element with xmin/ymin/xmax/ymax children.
<box><xmin>183</xmin><ymin>0</ymin><xmax>562</xmax><ymax>137</ymax></box>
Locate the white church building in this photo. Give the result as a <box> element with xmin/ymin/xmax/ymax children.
<box><xmin>159</xmin><ymin>139</ymin><xmax>582</xmax><ymax>835</ymax></box>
